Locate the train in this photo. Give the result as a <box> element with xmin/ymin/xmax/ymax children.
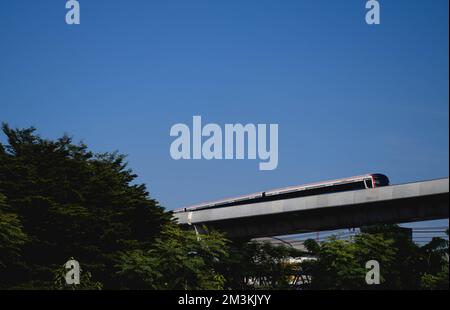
<box><xmin>173</xmin><ymin>173</ymin><xmax>390</xmax><ymax>213</ymax></box>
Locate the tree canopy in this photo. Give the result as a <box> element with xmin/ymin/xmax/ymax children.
<box><xmin>300</xmin><ymin>225</ymin><xmax>449</xmax><ymax>290</ymax></box>
<box><xmin>0</xmin><ymin>124</ymin><xmax>171</xmax><ymax>288</ymax></box>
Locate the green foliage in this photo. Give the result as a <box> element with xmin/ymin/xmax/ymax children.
<box><xmin>420</xmin><ymin>264</ymin><xmax>449</xmax><ymax>290</ymax></box>
<box><xmin>418</xmin><ymin>231</ymin><xmax>449</xmax><ymax>290</ymax></box>
<box><xmin>301</xmin><ymin>234</ymin><xmax>396</xmax><ymax>289</ymax></box>
<box><xmin>0</xmin><ymin>193</ymin><xmax>28</xmax><ymax>275</ymax></box>
<box><xmin>53</xmin><ymin>258</ymin><xmax>103</xmax><ymax>290</ymax></box>
<box><xmin>0</xmin><ymin>124</ymin><xmax>171</xmax><ymax>289</ymax></box>
<box><xmin>361</xmin><ymin>224</ymin><xmax>422</xmax><ymax>288</ymax></box>
<box><xmin>116</xmin><ymin>223</ymin><xmax>229</xmax><ymax>289</ymax></box>
<box><xmin>301</xmin><ymin>225</ymin><xmax>449</xmax><ymax>290</ymax></box>
<box><xmin>218</xmin><ymin>240</ymin><xmax>307</xmax><ymax>289</ymax></box>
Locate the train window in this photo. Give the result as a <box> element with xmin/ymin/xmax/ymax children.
<box><xmin>364</xmin><ymin>179</ymin><xmax>373</xmax><ymax>188</ymax></box>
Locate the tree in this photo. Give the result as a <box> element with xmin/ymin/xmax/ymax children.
<box><xmin>0</xmin><ymin>124</ymin><xmax>171</xmax><ymax>289</ymax></box>
<box><xmin>0</xmin><ymin>192</ymin><xmax>28</xmax><ymax>288</ymax></box>
<box><xmin>420</xmin><ymin>264</ymin><xmax>449</xmax><ymax>290</ymax></box>
<box><xmin>115</xmin><ymin>223</ymin><xmax>229</xmax><ymax>289</ymax></box>
<box><xmin>218</xmin><ymin>240</ymin><xmax>307</xmax><ymax>289</ymax></box>
<box><xmin>360</xmin><ymin>224</ymin><xmax>421</xmax><ymax>289</ymax></box>
<box><xmin>300</xmin><ymin>225</ymin><xmax>449</xmax><ymax>290</ymax></box>
<box><xmin>301</xmin><ymin>233</ymin><xmax>396</xmax><ymax>289</ymax></box>
<box><xmin>418</xmin><ymin>230</ymin><xmax>449</xmax><ymax>290</ymax></box>
<box><xmin>52</xmin><ymin>257</ymin><xmax>103</xmax><ymax>290</ymax></box>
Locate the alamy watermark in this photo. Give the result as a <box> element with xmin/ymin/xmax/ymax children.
<box><xmin>170</xmin><ymin>116</ymin><xmax>279</xmax><ymax>171</ymax></box>
<box><xmin>64</xmin><ymin>1</ymin><xmax>380</xmax><ymax>26</ymax></box>
<box><xmin>65</xmin><ymin>259</ymin><xmax>81</xmax><ymax>285</ymax></box>
<box><xmin>365</xmin><ymin>260</ymin><xmax>380</xmax><ymax>285</ymax></box>
<box><xmin>65</xmin><ymin>0</ymin><xmax>80</xmax><ymax>25</ymax></box>
<box><xmin>366</xmin><ymin>0</ymin><xmax>381</xmax><ymax>25</ymax></box>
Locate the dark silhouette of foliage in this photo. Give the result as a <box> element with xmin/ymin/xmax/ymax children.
<box><xmin>218</xmin><ymin>240</ymin><xmax>307</xmax><ymax>289</ymax></box>
<box><xmin>300</xmin><ymin>225</ymin><xmax>449</xmax><ymax>290</ymax></box>
<box><xmin>0</xmin><ymin>124</ymin><xmax>171</xmax><ymax>289</ymax></box>
<box><xmin>115</xmin><ymin>224</ymin><xmax>229</xmax><ymax>289</ymax></box>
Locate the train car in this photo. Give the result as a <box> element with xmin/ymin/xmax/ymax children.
<box><xmin>176</xmin><ymin>191</ymin><xmax>265</xmax><ymax>213</ymax></box>
<box><xmin>264</xmin><ymin>173</ymin><xmax>389</xmax><ymax>198</ymax></box>
<box><xmin>173</xmin><ymin>173</ymin><xmax>390</xmax><ymax>213</ymax></box>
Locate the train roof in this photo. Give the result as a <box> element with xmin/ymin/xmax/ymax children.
<box><xmin>174</xmin><ymin>173</ymin><xmax>388</xmax><ymax>213</ymax></box>
<box><xmin>265</xmin><ymin>173</ymin><xmax>382</xmax><ymax>196</ymax></box>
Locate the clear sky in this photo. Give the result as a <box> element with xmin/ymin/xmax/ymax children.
<box><xmin>1</xmin><ymin>0</ymin><xmax>448</xmax><ymax>224</ymax></box>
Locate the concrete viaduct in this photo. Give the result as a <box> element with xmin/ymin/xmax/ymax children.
<box><xmin>173</xmin><ymin>178</ymin><xmax>449</xmax><ymax>239</ymax></box>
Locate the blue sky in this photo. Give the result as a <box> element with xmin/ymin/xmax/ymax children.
<box><xmin>0</xmin><ymin>0</ymin><xmax>448</xmax><ymax>231</ymax></box>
